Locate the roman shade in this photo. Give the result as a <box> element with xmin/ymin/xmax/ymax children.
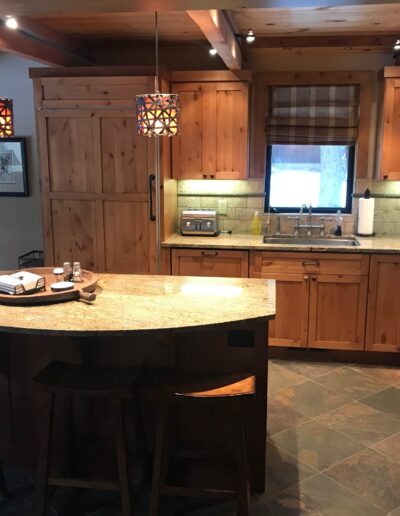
<box><xmin>266</xmin><ymin>85</ymin><xmax>360</xmax><ymax>145</ymax></box>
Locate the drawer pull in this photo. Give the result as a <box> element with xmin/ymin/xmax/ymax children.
<box><xmin>302</xmin><ymin>260</ymin><xmax>320</xmax><ymax>267</ymax></box>
<box><xmin>201</xmin><ymin>251</ymin><xmax>218</xmax><ymax>257</ymax></box>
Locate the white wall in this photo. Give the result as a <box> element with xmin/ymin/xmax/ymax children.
<box><xmin>0</xmin><ymin>53</ymin><xmax>44</xmax><ymax>269</ymax></box>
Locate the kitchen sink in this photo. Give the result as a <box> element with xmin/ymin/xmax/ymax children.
<box><xmin>263</xmin><ymin>235</ymin><xmax>360</xmax><ymax>247</ymax></box>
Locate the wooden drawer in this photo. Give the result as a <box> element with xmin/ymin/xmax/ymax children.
<box><xmin>250</xmin><ymin>251</ymin><xmax>369</xmax><ymax>277</ymax></box>
<box><xmin>171</xmin><ymin>249</ymin><xmax>249</xmax><ymax>278</ymax></box>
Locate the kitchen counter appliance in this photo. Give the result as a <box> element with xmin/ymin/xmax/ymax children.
<box><xmin>181</xmin><ymin>210</ymin><xmax>219</xmax><ymax>236</ymax></box>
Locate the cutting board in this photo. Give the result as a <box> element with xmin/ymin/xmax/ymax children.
<box><xmin>0</xmin><ymin>267</ymin><xmax>97</xmax><ymax>305</ymax></box>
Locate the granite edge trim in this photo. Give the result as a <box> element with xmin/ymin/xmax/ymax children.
<box><xmin>0</xmin><ymin>315</ymin><xmax>274</xmax><ymax>337</ymax></box>
<box><xmin>162</xmin><ymin>241</ymin><xmax>400</xmax><ymax>254</ymax></box>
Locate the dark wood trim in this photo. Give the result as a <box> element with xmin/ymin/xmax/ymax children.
<box><xmin>0</xmin><ymin>21</ymin><xmax>91</xmax><ymax>66</ymax></box>
<box><xmin>29</xmin><ymin>65</ymin><xmax>162</xmax><ymax>78</ymax></box>
<box><xmin>252</xmin><ymin>35</ymin><xmax>398</xmax><ymax>50</ymax></box>
<box><xmin>170</xmin><ymin>70</ymin><xmax>252</xmax><ymax>82</ymax></box>
<box><xmin>3</xmin><ymin>0</ymin><xmax>400</xmax><ymax>15</ymax></box>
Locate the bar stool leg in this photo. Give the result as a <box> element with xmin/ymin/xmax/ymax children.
<box><xmin>35</xmin><ymin>393</ymin><xmax>55</xmax><ymax>516</ymax></box>
<box><xmin>236</xmin><ymin>401</ymin><xmax>249</xmax><ymax>516</ymax></box>
<box><xmin>0</xmin><ymin>463</ymin><xmax>10</xmax><ymax>498</ymax></box>
<box><xmin>149</xmin><ymin>402</ymin><xmax>168</xmax><ymax>516</ymax></box>
<box><xmin>114</xmin><ymin>398</ymin><xmax>132</xmax><ymax>516</ymax></box>
<box><xmin>131</xmin><ymin>396</ymin><xmax>149</xmax><ymax>481</ymax></box>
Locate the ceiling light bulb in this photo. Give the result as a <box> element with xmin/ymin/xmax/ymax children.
<box><xmin>5</xmin><ymin>16</ymin><xmax>18</xmax><ymax>29</ymax></box>
<box><xmin>209</xmin><ymin>47</ymin><xmax>218</xmax><ymax>56</ymax></box>
<box><xmin>394</xmin><ymin>39</ymin><xmax>400</xmax><ymax>52</ymax></box>
<box><xmin>246</xmin><ymin>29</ymin><xmax>255</xmax><ymax>44</ymax></box>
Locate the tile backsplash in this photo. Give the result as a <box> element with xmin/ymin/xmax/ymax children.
<box><xmin>177</xmin><ymin>179</ymin><xmax>400</xmax><ymax>236</ymax></box>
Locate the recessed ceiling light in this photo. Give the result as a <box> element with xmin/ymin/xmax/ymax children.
<box><xmin>245</xmin><ymin>29</ymin><xmax>255</xmax><ymax>44</ymax></box>
<box><xmin>4</xmin><ymin>16</ymin><xmax>18</xmax><ymax>30</ymax></box>
<box><xmin>209</xmin><ymin>47</ymin><xmax>218</xmax><ymax>56</ymax></box>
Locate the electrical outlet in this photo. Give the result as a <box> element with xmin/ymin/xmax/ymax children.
<box><xmin>218</xmin><ymin>199</ymin><xmax>228</xmax><ymax>215</ymax></box>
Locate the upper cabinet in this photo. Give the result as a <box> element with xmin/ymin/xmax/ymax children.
<box><xmin>171</xmin><ymin>72</ymin><xmax>251</xmax><ymax>180</ymax></box>
<box><xmin>379</xmin><ymin>68</ymin><xmax>400</xmax><ymax>181</ymax></box>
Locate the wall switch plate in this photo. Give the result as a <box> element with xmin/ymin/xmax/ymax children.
<box><xmin>218</xmin><ymin>200</ymin><xmax>228</xmax><ymax>215</ymax></box>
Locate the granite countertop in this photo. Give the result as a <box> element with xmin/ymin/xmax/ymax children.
<box><xmin>163</xmin><ymin>233</ymin><xmax>400</xmax><ymax>254</ymax></box>
<box><xmin>0</xmin><ymin>274</ymin><xmax>275</xmax><ymax>337</ymax></box>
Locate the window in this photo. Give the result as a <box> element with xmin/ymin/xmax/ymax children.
<box><xmin>264</xmin><ymin>84</ymin><xmax>359</xmax><ymax>213</ymax></box>
<box><xmin>265</xmin><ymin>144</ymin><xmax>355</xmax><ymax>213</ymax></box>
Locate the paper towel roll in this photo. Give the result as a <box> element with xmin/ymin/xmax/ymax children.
<box><xmin>357</xmin><ymin>197</ymin><xmax>375</xmax><ymax>236</ymax></box>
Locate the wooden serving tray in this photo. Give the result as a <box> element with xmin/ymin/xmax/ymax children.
<box><xmin>0</xmin><ymin>267</ymin><xmax>97</xmax><ymax>305</ymax></box>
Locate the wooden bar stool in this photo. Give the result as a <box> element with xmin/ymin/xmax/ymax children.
<box><xmin>146</xmin><ymin>369</ymin><xmax>255</xmax><ymax>516</ymax></box>
<box><xmin>33</xmin><ymin>361</ymin><xmax>147</xmax><ymax>516</ymax></box>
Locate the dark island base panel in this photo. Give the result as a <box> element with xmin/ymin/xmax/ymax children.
<box><xmin>0</xmin><ymin>322</ymin><xmax>268</xmax><ymax>493</ymax></box>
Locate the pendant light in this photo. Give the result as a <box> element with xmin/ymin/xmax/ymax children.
<box><xmin>0</xmin><ymin>98</ymin><xmax>14</xmax><ymax>138</ymax></box>
<box><xmin>136</xmin><ymin>12</ymin><xmax>180</xmax><ymax>137</ymax></box>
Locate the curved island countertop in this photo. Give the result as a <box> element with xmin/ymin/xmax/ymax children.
<box><xmin>0</xmin><ymin>274</ymin><xmax>276</xmax><ymax>337</ymax></box>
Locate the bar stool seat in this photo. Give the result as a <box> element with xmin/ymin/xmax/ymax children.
<box><xmin>34</xmin><ymin>360</ymin><xmax>143</xmax><ymax>397</ymax></box>
<box><xmin>146</xmin><ymin>369</ymin><xmax>255</xmax><ymax>516</ymax></box>
<box><xmin>33</xmin><ymin>361</ymin><xmax>147</xmax><ymax>516</ymax></box>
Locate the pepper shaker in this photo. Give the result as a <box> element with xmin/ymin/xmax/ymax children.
<box><xmin>72</xmin><ymin>262</ymin><xmax>82</xmax><ymax>282</ymax></box>
<box><xmin>63</xmin><ymin>262</ymin><xmax>73</xmax><ymax>282</ymax></box>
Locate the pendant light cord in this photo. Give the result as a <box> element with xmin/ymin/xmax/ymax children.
<box><xmin>155</xmin><ymin>11</ymin><xmax>159</xmax><ymax>93</ymax></box>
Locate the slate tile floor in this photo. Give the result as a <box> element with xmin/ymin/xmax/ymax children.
<box><xmin>1</xmin><ymin>359</ymin><xmax>399</xmax><ymax>515</ymax></box>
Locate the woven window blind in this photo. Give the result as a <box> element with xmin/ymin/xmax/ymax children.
<box><xmin>266</xmin><ymin>85</ymin><xmax>360</xmax><ymax>145</ymax></box>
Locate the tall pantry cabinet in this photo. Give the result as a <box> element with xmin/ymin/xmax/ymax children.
<box><xmin>31</xmin><ymin>72</ymin><xmax>173</xmax><ymax>273</ymax></box>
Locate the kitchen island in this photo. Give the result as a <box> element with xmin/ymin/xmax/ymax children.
<box><xmin>0</xmin><ymin>274</ymin><xmax>275</xmax><ymax>492</ymax></box>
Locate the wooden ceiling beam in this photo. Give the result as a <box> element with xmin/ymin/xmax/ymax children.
<box><xmin>2</xmin><ymin>0</ymin><xmax>400</xmax><ymax>15</ymax></box>
<box><xmin>187</xmin><ymin>10</ymin><xmax>242</xmax><ymax>70</ymax></box>
<box><xmin>0</xmin><ymin>16</ymin><xmax>92</xmax><ymax>66</ymax></box>
<box><xmin>251</xmin><ymin>34</ymin><xmax>398</xmax><ymax>50</ymax></box>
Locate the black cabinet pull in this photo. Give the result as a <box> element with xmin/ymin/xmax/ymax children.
<box><xmin>201</xmin><ymin>251</ymin><xmax>218</xmax><ymax>256</ymax></box>
<box><xmin>148</xmin><ymin>174</ymin><xmax>156</xmax><ymax>221</ymax></box>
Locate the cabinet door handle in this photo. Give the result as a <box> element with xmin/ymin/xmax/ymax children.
<box><xmin>302</xmin><ymin>260</ymin><xmax>320</xmax><ymax>267</ymax></box>
<box><xmin>210</xmin><ymin>174</ymin><xmax>215</xmax><ymax>179</ymax></box>
<box><xmin>203</xmin><ymin>174</ymin><xmax>208</xmax><ymax>179</ymax></box>
<box><xmin>201</xmin><ymin>251</ymin><xmax>218</xmax><ymax>256</ymax></box>
<box><xmin>304</xmin><ymin>275</ymin><xmax>309</xmax><ymax>280</ymax></box>
<box><xmin>148</xmin><ymin>174</ymin><xmax>156</xmax><ymax>221</ymax></box>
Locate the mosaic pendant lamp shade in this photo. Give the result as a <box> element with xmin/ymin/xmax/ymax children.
<box><xmin>135</xmin><ymin>12</ymin><xmax>180</xmax><ymax>137</ymax></box>
<box><xmin>0</xmin><ymin>98</ymin><xmax>14</xmax><ymax>137</ymax></box>
<box><xmin>136</xmin><ymin>93</ymin><xmax>179</xmax><ymax>137</ymax></box>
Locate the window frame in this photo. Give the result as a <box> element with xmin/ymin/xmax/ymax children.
<box><xmin>264</xmin><ymin>143</ymin><xmax>355</xmax><ymax>214</ymax></box>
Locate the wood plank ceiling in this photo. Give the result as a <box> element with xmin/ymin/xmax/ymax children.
<box><xmin>1</xmin><ymin>3</ymin><xmax>400</xmax><ymax>68</ymax></box>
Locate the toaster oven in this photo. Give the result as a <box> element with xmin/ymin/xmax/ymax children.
<box><xmin>180</xmin><ymin>210</ymin><xmax>219</xmax><ymax>236</ymax></box>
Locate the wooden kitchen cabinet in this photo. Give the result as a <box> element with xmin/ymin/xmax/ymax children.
<box><xmin>171</xmin><ymin>249</ymin><xmax>249</xmax><ymax>277</ymax></box>
<box><xmin>366</xmin><ymin>255</ymin><xmax>400</xmax><ymax>352</ymax></box>
<box><xmin>171</xmin><ymin>80</ymin><xmax>249</xmax><ymax>180</ymax></box>
<box><xmin>250</xmin><ymin>251</ymin><xmax>369</xmax><ymax>350</ymax></box>
<box><xmin>308</xmin><ymin>274</ymin><xmax>368</xmax><ymax>351</ymax></box>
<box><xmin>32</xmin><ymin>74</ymin><xmax>165</xmax><ymax>273</ymax></box>
<box><xmin>380</xmin><ymin>69</ymin><xmax>400</xmax><ymax>180</ymax></box>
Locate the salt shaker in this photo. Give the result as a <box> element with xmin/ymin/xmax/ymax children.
<box><xmin>72</xmin><ymin>262</ymin><xmax>82</xmax><ymax>282</ymax></box>
<box><xmin>63</xmin><ymin>262</ymin><xmax>72</xmax><ymax>281</ymax></box>
<box><xmin>53</xmin><ymin>267</ymin><xmax>64</xmax><ymax>282</ymax></box>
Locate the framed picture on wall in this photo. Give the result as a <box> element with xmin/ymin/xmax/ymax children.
<box><xmin>0</xmin><ymin>137</ymin><xmax>28</xmax><ymax>196</ymax></box>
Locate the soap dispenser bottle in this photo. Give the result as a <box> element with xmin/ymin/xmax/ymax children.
<box><xmin>251</xmin><ymin>211</ymin><xmax>262</xmax><ymax>235</ymax></box>
<box><xmin>334</xmin><ymin>210</ymin><xmax>343</xmax><ymax>236</ymax></box>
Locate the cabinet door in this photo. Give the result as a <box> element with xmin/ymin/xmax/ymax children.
<box><xmin>215</xmin><ymin>82</ymin><xmax>249</xmax><ymax>179</ymax></box>
<box><xmin>171</xmin><ymin>83</ymin><xmax>215</xmax><ymax>179</ymax></box>
<box><xmin>266</xmin><ymin>273</ymin><xmax>309</xmax><ymax>348</ymax></box>
<box><xmin>308</xmin><ymin>274</ymin><xmax>368</xmax><ymax>350</ymax></box>
<box><xmin>381</xmin><ymin>78</ymin><xmax>400</xmax><ymax>180</ymax></box>
<box><xmin>366</xmin><ymin>255</ymin><xmax>400</xmax><ymax>352</ymax></box>
<box><xmin>171</xmin><ymin>249</ymin><xmax>249</xmax><ymax>277</ymax></box>
<box><xmin>97</xmin><ymin>111</ymin><xmax>156</xmax><ymax>273</ymax></box>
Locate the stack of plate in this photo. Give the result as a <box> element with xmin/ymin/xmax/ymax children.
<box><xmin>0</xmin><ymin>271</ymin><xmax>45</xmax><ymax>295</ymax></box>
